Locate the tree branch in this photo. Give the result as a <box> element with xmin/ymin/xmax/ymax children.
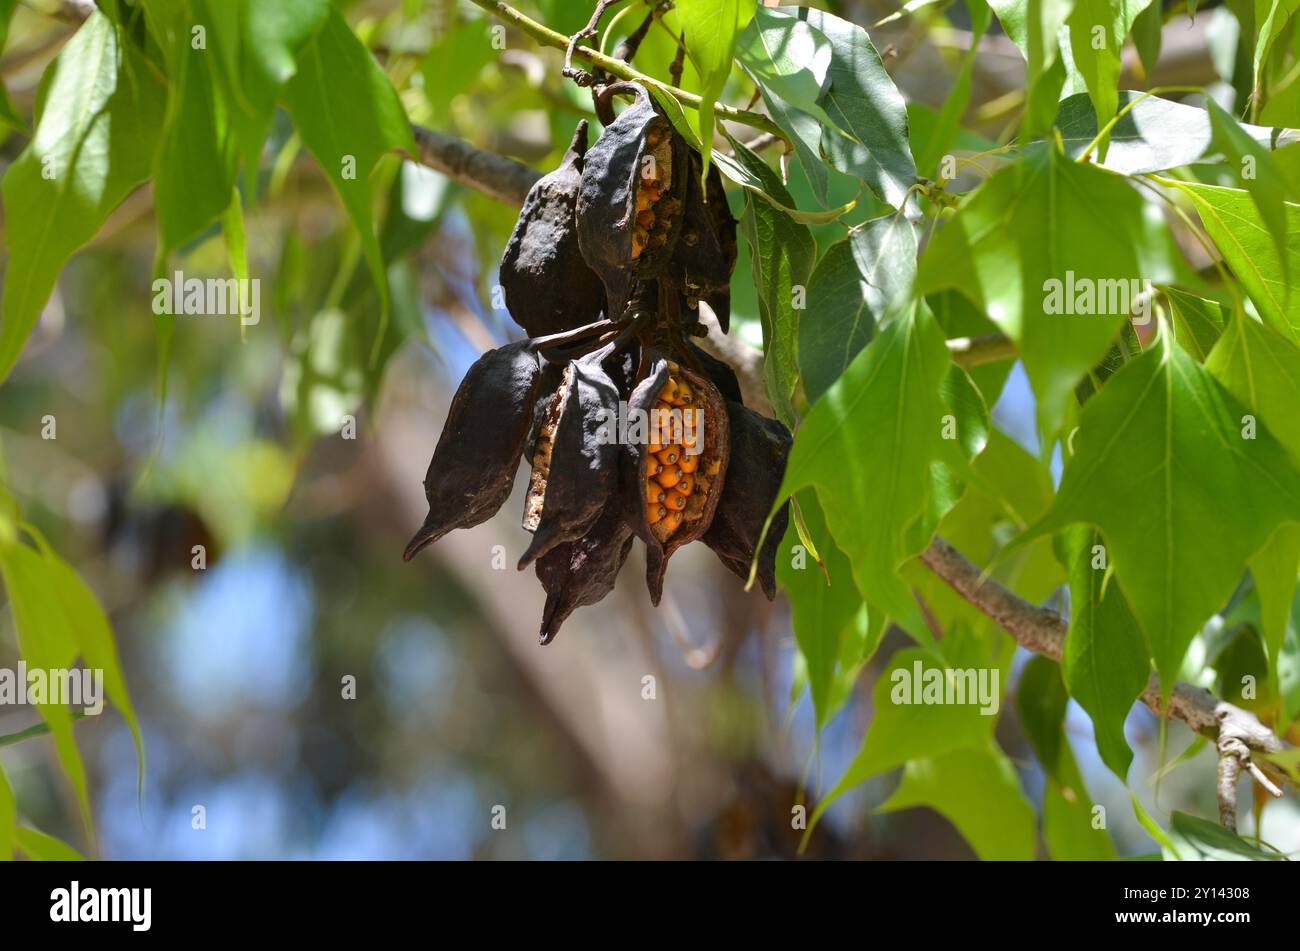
<box><xmin>411</xmin><ymin>125</ymin><xmax>541</xmax><ymax>206</ymax></box>
<box><xmin>466</xmin><ymin>0</ymin><xmax>787</xmax><ymax>141</ymax></box>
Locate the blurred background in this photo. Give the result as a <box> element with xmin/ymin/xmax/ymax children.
<box><xmin>1</xmin><ymin>0</ymin><xmax>1298</xmax><ymax>859</ymax></box>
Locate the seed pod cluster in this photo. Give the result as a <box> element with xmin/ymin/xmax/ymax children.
<box><xmin>406</xmin><ymin>82</ymin><xmax>794</xmax><ymax>645</ymax></box>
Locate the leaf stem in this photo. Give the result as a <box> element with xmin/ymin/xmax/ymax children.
<box><xmin>0</xmin><ymin>711</ymin><xmax>89</xmax><ymax>749</ymax></box>
<box><xmin>1077</xmin><ymin>86</ymin><xmax>1207</xmax><ymax>164</ymax></box>
<box><xmin>466</xmin><ymin>0</ymin><xmax>786</xmax><ymax>141</ymax></box>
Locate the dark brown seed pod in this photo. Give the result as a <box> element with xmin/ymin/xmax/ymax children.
<box><xmin>620</xmin><ymin>350</ymin><xmax>729</xmax><ymax>605</ymax></box>
<box><xmin>535</xmin><ymin>503</ymin><xmax>635</xmax><ymax>645</ymax></box>
<box><xmin>576</xmin><ymin>83</ymin><xmax>688</xmax><ymax>324</ymax></box>
<box><xmin>519</xmin><ymin>349</ymin><xmax>622</xmax><ymax>568</ymax></box>
<box><xmin>404</xmin><ymin>341</ymin><xmax>543</xmax><ymax>561</ymax></box>
<box><xmin>703</xmin><ymin>401</ymin><xmax>793</xmax><ymax>600</ymax></box>
<box><xmin>500</xmin><ymin>121</ymin><xmax>607</xmax><ymax>336</ymax></box>
<box><xmin>686</xmin><ymin>342</ymin><xmax>744</xmax><ymax>405</ymax></box>
<box><xmin>669</xmin><ymin>153</ymin><xmax>738</xmax><ymax>332</ymax></box>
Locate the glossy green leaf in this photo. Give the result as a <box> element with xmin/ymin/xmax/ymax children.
<box><xmin>735</xmin><ymin>7</ymin><xmax>833</xmax><ymax>123</ymax></box>
<box><xmin>775</xmin><ymin>304</ymin><xmax>971</xmax><ymax>626</ymax></box>
<box><xmin>0</xmin><ymin>11</ymin><xmax>166</xmax><ymax>383</ymax></box>
<box><xmin>799</xmin><ymin>213</ymin><xmax>918</xmax><ymax>403</ymax></box>
<box><xmin>878</xmin><ymin>746</ymin><xmax>1036</xmax><ymax>859</ymax></box>
<box><xmin>1023</xmin><ymin>329</ymin><xmax>1300</xmax><ymax>694</ymax></box>
<box><xmin>794</xmin><ymin>8</ymin><xmax>917</xmax><ymax>209</ymax></box>
<box><xmin>1165</xmin><ymin>287</ymin><xmax>1226</xmax><ymax>361</ymax></box>
<box><xmin>1207</xmin><ymin>310</ymin><xmax>1300</xmax><ymax>461</ymax></box>
<box><xmin>918</xmin><ymin>147</ymin><xmax>1181</xmax><ymax>431</ymax></box>
<box><xmin>1066</xmin><ymin>0</ymin><xmax>1154</xmax><ymax>153</ymax></box>
<box><xmin>1056</xmin><ymin>91</ymin><xmax>1297</xmax><ymax>173</ymax></box>
<box><xmin>1206</xmin><ymin>96</ymin><xmax>1291</xmax><ymax>273</ymax></box>
<box><xmin>1175</xmin><ymin>181</ymin><xmax>1300</xmax><ymax>340</ymax></box>
<box><xmin>674</xmin><ymin>0</ymin><xmax>752</xmax><ymax>174</ymax></box>
<box><xmin>987</xmin><ymin>0</ymin><xmax>1076</xmax><ymax>133</ymax></box>
<box><xmin>1060</xmin><ymin>526</ymin><xmax>1149</xmax><ymax>780</ymax></box>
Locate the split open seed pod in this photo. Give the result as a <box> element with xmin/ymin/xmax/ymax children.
<box><xmin>404</xmin><ymin>341</ymin><xmax>543</xmax><ymax>561</ymax></box>
<box><xmin>499</xmin><ymin>120</ymin><xmax>607</xmax><ymax>337</ymax></box>
<box><xmin>519</xmin><ymin>348</ymin><xmax>622</xmax><ymax>568</ymax></box>
<box><xmin>670</xmin><ymin>152</ymin><xmax>737</xmax><ymax>333</ymax></box>
<box><xmin>703</xmin><ymin>401</ymin><xmax>793</xmax><ymax>600</ymax></box>
<box><xmin>535</xmin><ymin>502</ymin><xmax>636</xmax><ymax>645</ymax></box>
<box><xmin>576</xmin><ymin>83</ymin><xmax>687</xmax><ymax>323</ymax></box>
<box><xmin>621</xmin><ymin>350</ymin><xmax>729</xmax><ymax>605</ymax></box>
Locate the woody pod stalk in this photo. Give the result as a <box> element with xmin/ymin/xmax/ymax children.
<box><xmin>405</xmin><ymin>83</ymin><xmax>792</xmax><ymax>645</ymax></box>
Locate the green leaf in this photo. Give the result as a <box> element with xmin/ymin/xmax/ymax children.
<box><xmin>1060</xmin><ymin>526</ymin><xmax>1149</xmax><ymax>780</ymax></box>
<box><xmin>38</xmin><ymin>537</ymin><xmax>146</xmax><ymax>792</ymax></box>
<box><xmin>1207</xmin><ymin>310</ymin><xmax>1300</xmax><ymax>461</ymax></box>
<box><xmin>1066</xmin><ymin>0</ymin><xmax>1154</xmax><ymax>155</ymax></box>
<box><xmin>713</xmin><ymin>130</ymin><xmax>856</xmax><ymax>223</ymax></box>
<box><xmin>878</xmin><ymin>746</ymin><xmax>1037</xmax><ymax>860</ymax></box>
<box><xmin>15</xmin><ymin>826</ymin><xmax>85</xmax><ymax>861</ymax></box>
<box><xmin>1249</xmin><ymin>524</ymin><xmax>1300</xmax><ymax>677</ymax></box>
<box><xmin>0</xmin><ymin>542</ymin><xmax>92</xmax><ymax>842</ymax></box>
<box><xmin>775</xmin><ymin>305</ymin><xmax>970</xmax><ymax>627</ymax></box>
<box><xmin>815</xmin><ymin>629</ymin><xmax>1005</xmax><ymax>819</ymax></box>
<box><xmin>1165</xmin><ymin>287</ymin><xmax>1226</xmax><ymax>361</ymax></box>
<box><xmin>283</xmin><ymin>7</ymin><xmax>416</xmax><ymax>360</ymax></box>
<box><xmin>148</xmin><ymin>0</ymin><xmax>237</xmax><ymax>255</ymax></box>
<box><xmin>1175</xmin><ymin>181</ymin><xmax>1300</xmax><ymax>340</ymax></box>
<box><xmin>1254</xmin><ymin>0</ymin><xmax>1300</xmax><ymax>105</ymax></box>
<box><xmin>736</xmin><ymin>143</ymin><xmax>816</xmax><ymax>426</ymax></box>
<box><xmin>1055</xmin><ymin>91</ymin><xmax>1297</xmax><ymax>173</ymax></box>
<box><xmin>1023</xmin><ymin>329</ymin><xmax>1300</xmax><ymax>695</ymax></box>
<box><xmin>1206</xmin><ymin>96</ymin><xmax>1291</xmax><ymax>274</ymax></box>
<box><xmin>1131</xmin><ymin>0</ymin><xmax>1163</xmax><ymax>79</ymax></box>
<box><xmin>0</xmin><ymin>11</ymin><xmax>166</xmax><ymax>383</ymax></box>
<box><xmin>918</xmin><ymin>147</ymin><xmax>1182</xmax><ymax>431</ymax></box>
<box><xmin>1166</xmin><ymin>811</ymin><xmax>1288</xmax><ymax>860</ymax></box>
<box><xmin>778</xmin><ymin>493</ymin><xmax>871</xmax><ymax>729</ymax></box>
<box><xmin>674</xmin><ymin>0</ymin><xmax>753</xmax><ymax>175</ymax></box>
<box><xmin>203</xmin><ymin>0</ymin><xmax>330</xmax><ymax>186</ymax></box>
<box><xmin>1017</xmin><ymin>655</ymin><xmax>1118</xmax><ymax>859</ymax></box>
<box><xmin>987</xmin><ymin>0</ymin><xmax>1076</xmax><ymax>133</ymax></box>
<box><xmin>735</xmin><ymin>7</ymin><xmax>833</xmax><ymax>122</ymax></box>
<box><xmin>913</xmin><ymin>0</ymin><xmax>992</xmax><ymax>179</ymax></box>
<box><xmin>791</xmin><ymin>7</ymin><xmax>917</xmax><ymax>209</ymax></box>
<box><xmin>799</xmin><ymin>213</ymin><xmax>918</xmax><ymax>403</ymax></box>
